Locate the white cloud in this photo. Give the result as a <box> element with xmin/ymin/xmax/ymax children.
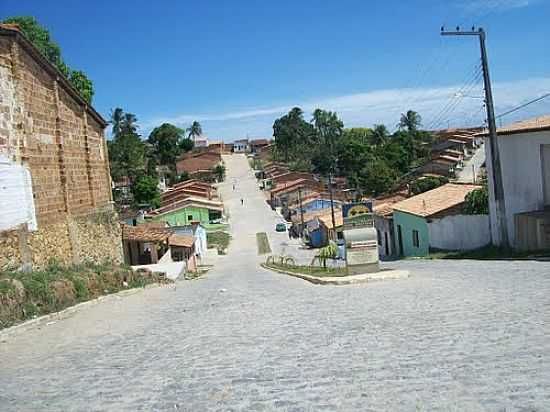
<box><xmin>459</xmin><ymin>0</ymin><xmax>540</xmax><ymax>14</ymax></box>
<box><xmin>142</xmin><ymin>77</ymin><xmax>550</xmax><ymax>140</ymax></box>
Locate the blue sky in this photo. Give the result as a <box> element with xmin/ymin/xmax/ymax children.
<box><xmin>2</xmin><ymin>0</ymin><xmax>549</xmax><ymax>140</ymax></box>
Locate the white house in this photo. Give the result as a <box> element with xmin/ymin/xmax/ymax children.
<box><xmin>233</xmin><ymin>139</ymin><xmax>249</xmax><ymax>153</ymax></box>
<box><xmin>484</xmin><ymin>115</ymin><xmax>550</xmax><ymax>250</ymax></box>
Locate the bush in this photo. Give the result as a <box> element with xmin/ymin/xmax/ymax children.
<box><xmin>410</xmin><ymin>176</ymin><xmax>448</xmax><ymax>195</ymax></box>
<box><xmin>463</xmin><ymin>186</ymin><xmax>489</xmax><ymax>215</ymax></box>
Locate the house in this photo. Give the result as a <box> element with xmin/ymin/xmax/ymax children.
<box><xmin>233</xmin><ymin>139</ymin><xmax>249</xmax><ymax>153</ymax></box>
<box><xmin>249</xmin><ymin>139</ymin><xmax>270</xmax><ymax>154</ymax></box>
<box><xmin>258</xmin><ymin>143</ymin><xmax>274</xmax><ymax>161</ymax></box>
<box><xmin>483</xmin><ymin>115</ymin><xmax>550</xmax><ymax>250</ymax></box>
<box><xmin>295</xmin><ymin>208</ymin><xmax>343</xmax><ymax>247</ymax></box>
<box><xmin>147</xmin><ymin>197</ymin><xmax>224</xmax><ymax>227</ymax></box>
<box><xmin>175</xmin><ymin>152</ymin><xmax>222</xmax><ymax>178</ymax></box>
<box><xmin>269</xmin><ymin>179</ymin><xmax>322</xmax><ymax>208</ymax></box>
<box><xmin>161</xmin><ymin>179</ymin><xmax>217</xmax><ymax>206</ymax></box>
<box><xmin>207</xmin><ymin>140</ymin><xmax>225</xmax><ymax>155</ymax></box>
<box><xmin>193</xmin><ymin>135</ymin><xmax>209</xmax><ymax>148</ymax></box>
<box><xmin>271</xmin><ymin>172</ymin><xmax>316</xmax><ymax>186</ymax></box>
<box><xmin>373</xmin><ymin>191</ymin><xmax>408</xmax><ymax>259</ymax></box>
<box><xmin>392</xmin><ymin>183</ymin><xmax>488</xmax><ymax>257</ymax></box>
<box><xmin>0</xmin><ymin>24</ymin><xmax>122</xmax><ymax>271</ymax></box>
<box><xmin>121</xmin><ymin>223</ymin><xmax>197</xmax><ymax>272</ymax></box>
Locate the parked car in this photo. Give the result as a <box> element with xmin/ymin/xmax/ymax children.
<box><xmin>275</xmin><ymin>223</ymin><xmax>287</xmax><ymax>232</ymax></box>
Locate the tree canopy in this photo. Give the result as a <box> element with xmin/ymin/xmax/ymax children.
<box><xmin>147</xmin><ymin>123</ymin><xmax>188</xmax><ymax>167</ymax></box>
<box><xmin>3</xmin><ymin>16</ymin><xmax>94</xmax><ymax>103</ymax></box>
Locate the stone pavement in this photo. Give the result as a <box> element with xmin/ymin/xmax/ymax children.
<box><xmin>1</xmin><ymin>154</ymin><xmax>549</xmax><ymax>411</ymax></box>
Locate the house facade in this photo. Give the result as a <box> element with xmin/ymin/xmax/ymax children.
<box><xmin>233</xmin><ymin>139</ymin><xmax>249</xmax><ymax>153</ymax></box>
<box><xmin>147</xmin><ymin>198</ymin><xmax>224</xmax><ymax>226</ymax></box>
<box><xmin>392</xmin><ymin>184</ymin><xmax>488</xmax><ymax>257</ymax></box>
<box><xmin>0</xmin><ymin>24</ymin><xmax>122</xmax><ymax>270</ymax></box>
<box><xmin>484</xmin><ymin>116</ymin><xmax>550</xmax><ymax>249</ymax></box>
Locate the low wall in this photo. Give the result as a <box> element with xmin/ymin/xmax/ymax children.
<box><xmin>0</xmin><ymin>208</ymin><xmax>123</xmax><ymax>271</ymax></box>
<box><xmin>428</xmin><ymin>214</ymin><xmax>490</xmax><ymax>251</ymax></box>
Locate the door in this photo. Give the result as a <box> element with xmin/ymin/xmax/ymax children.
<box><xmin>542</xmin><ymin>145</ymin><xmax>550</xmax><ymax>207</ymax></box>
<box><xmin>397</xmin><ymin>225</ymin><xmax>404</xmax><ymax>256</ymax></box>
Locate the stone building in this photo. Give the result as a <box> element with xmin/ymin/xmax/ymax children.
<box><xmin>0</xmin><ymin>24</ymin><xmax>122</xmax><ymax>270</ymax></box>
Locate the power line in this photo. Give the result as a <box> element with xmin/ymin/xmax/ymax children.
<box><xmin>495</xmin><ymin>91</ymin><xmax>550</xmax><ymax>119</ymax></box>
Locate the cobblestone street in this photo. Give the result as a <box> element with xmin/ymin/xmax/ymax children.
<box><xmin>1</xmin><ymin>155</ymin><xmax>549</xmax><ymax>411</ymax></box>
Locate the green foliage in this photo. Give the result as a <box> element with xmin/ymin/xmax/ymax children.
<box><xmin>174</xmin><ymin>171</ymin><xmax>190</xmax><ymax>183</ymax></box>
<box><xmin>68</xmin><ymin>70</ymin><xmax>93</xmax><ymax>103</ymax></box>
<box><xmin>179</xmin><ymin>138</ymin><xmax>195</xmax><ymax>153</ymax></box>
<box><xmin>148</xmin><ymin>123</ymin><xmax>187</xmax><ymax>167</ymax></box>
<box><xmin>271</xmin><ymin>108</ymin><xmax>432</xmax><ymax>197</ymax></box>
<box><xmin>3</xmin><ymin>16</ymin><xmax>95</xmax><ymax>102</ymax></box>
<box><xmin>410</xmin><ymin>176</ymin><xmax>449</xmax><ymax>195</ymax></box>
<box><xmin>463</xmin><ymin>186</ymin><xmax>489</xmax><ymax>215</ymax></box>
<box><xmin>212</xmin><ymin>164</ymin><xmax>226</xmax><ymax>182</ymax></box>
<box><xmin>187</xmin><ymin>121</ymin><xmax>202</xmax><ymax>140</ymax></box>
<box><xmin>353</xmin><ymin>159</ymin><xmax>399</xmax><ymax>196</ymax></box>
<box><xmin>132</xmin><ymin>174</ymin><xmax>160</xmax><ymax>208</ymax></box>
<box><xmin>108</xmin><ymin>132</ymin><xmax>146</xmax><ymax>182</ymax></box>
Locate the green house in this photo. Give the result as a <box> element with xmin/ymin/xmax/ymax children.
<box><xmin>392</xmin><ymin>184</ymin><xmax>481</xmax><ymax>257</ymax></box>
<box><xmin>148</xmin><ymin>198</ymin><xmax>223</xmax><ymax>227</ymax></box>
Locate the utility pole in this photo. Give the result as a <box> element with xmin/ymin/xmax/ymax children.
<box><xmin>328</xmin><ymin>173</ymin><xmax>337</xmax><ymax>240</ymax></box>
<box><xmin>441</xmin><ymin>27</ymin><xmax>509</xmax><ymax>247</ymax></box>
<box><xmin>298</xmin><ymin>187</ymin><xmax>305</xmax><ymax>237</ymax></box>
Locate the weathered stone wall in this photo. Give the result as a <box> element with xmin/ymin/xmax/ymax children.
<box><xmin>0</xmin><ymin>208</ymin><xmax>123</xmax><ymax>271</ymax></box>
<box><xmin>0</xmin><ymin>27</ymin><xmax>121</xmax><ymax>270</ymax></box>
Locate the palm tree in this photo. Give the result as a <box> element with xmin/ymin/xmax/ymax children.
<box><xmin>121</xmin><ymin>113</ymin><xmax>138</xmax><ymax>135</ymax></box>
<box><xmin>371</xmin><ymin>124</ymin><xmax>389</xmax><ymax>146</ymax></box>
<box><xmin>398</xmin><ymin>110</ymin><xmax>422</xmax><ymax>133</ymax></box>
<box><xmin>109</xmin><ymin>107</ymin><xmax>124</xmax><ymax>138</ymax></box>
<box><xmin>187</xmin><ymin>121</ymin><xmax>202</xmax><ymax>142</ymax></box>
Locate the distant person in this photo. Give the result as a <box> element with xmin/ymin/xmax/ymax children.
<box><xmin>233</xmin><ymin>184</ymin><xmax>235</xmax><ymax>190</ymax></box>
<box><xmin>241</xmin><ymin>198</ymin><xmax>244</xmax><ymax>205</ymax></box>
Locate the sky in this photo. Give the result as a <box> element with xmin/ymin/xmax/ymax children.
<box><xmin>2</xmin><ymin>0</ymin><xmax>550</xmax><ymax>140</ymax></box>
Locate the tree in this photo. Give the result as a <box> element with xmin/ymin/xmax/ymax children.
<box><xmin>109</xmin><ymin>107</ymin><xmax>124</xmax><ymax>138</ymax></box>
<box><xmin>273</xmin><ymin>107</ymin><xmax>314</xmax><ymax>162</ymax></box>
<box><xmin>371</xmin><ymin>124</ymin><xmax>389</xmax><ymax>146</ymax></box>
<box><xmin>68</xmin><ymin>70</ymin><xmax>93</xmax><ymax>103</ymax></box>
<box><xmin>132</xmin><ymin>175</ymin><xmax>160</xmax><ymax>208</ymax></box>
<box><xmin>108</xmin><ymin>133</ymin><xmax>146</xmax><ymax>182</ymax></box>
<box><xmin>212</xmin><ymin>164</ymin><xmax>226</xmax><ymax>182</ymax></box>
<box><xmin>410</xmin><ymin>176</ymin><xmax>449</xmax><ymax>195</ymax></box>
<box><xmin>398</xmin><ymin>110</ymin><xmax>422</xmax><ymax>133</ymax></box>
<box><xmin>179</xmin><ymin>138</ymin><xmax>194</xmax><ymax>152</ymax></box>
<box><xmin>310</xmin><ymin>109</ymin><xmax>344</xmax><ymax>175</ymax></box>
<box><xmin>463</xmin><ymin>186</ymin><xmax>489</xmax><ymax>215</ymax></box>
<box><xmin>120</xmin><ymin>113</ymin><xmax>138</xmax><ymax>135</ymax></box>
<box><xmin>354</xmin><ymin>159</ymin><xmax>398</xmax><ymax>196</ymax></box>
<box><xmin>187</xmin><ymin>121</ymin><xmax>202</xmax><ymax>142</ymax></box>
<box><xmin>147</xmin><ymin>123</ymin><xmax>186</xmax><ymax>167</ymax></box>
<box><xmin>3</xmin><ymin>16</ymin><xmax>95</xmax><ymax>103</ymax></box>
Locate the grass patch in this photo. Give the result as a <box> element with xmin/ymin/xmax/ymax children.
<box><xmin>256</xmin><ymin>232</ymin><xmax>272</xmax><ymax>255</ymax></box>
<box><xmin>207</xmin><ymin>231</ymin><xmax>232</xmax><ymax>253</ymax></box>
<box><xmin>427</xmin><ymin>245</ymin><xmax>550</xmax><ymax>260</ymax></box>
<box><xmin>0</xmin><ymin>260</ymin><xmax>169</xmax><ymax>330</ymax></box>
<box><xmin>264</xmin><ymin>261</ymin><xmax>348</xmax><ymax>277</ymax></box>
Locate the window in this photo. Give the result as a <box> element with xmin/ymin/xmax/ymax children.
<box><xmin>188</xmin><ymin>215</ymin><xmax>194</xmax><ymax>222</ymax></box>
<box><xmin>377</xmin><ymin>229</ymin><xmax>382</xmax><ymax>246</ymax></box>
<box><xmin>412</xmin><ymin>230</ymin><xmax>420</xmax><ymax>248</ymax></box>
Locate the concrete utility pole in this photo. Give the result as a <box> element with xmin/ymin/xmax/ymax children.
<box><xmin>441</xmin><ymin>27</ymin><xmax>509</xmax><ymax>247</ymax></box>
<box><xmin>298</xmin><ymin>187</ymin><xmax>305</xmax><ymax>237</ymax></box>
<box><xmin>328</xmin><ymin>174</ymin><xmax>337</xmax><ymax>240</ymax></box>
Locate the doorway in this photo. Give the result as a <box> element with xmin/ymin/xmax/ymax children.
<box><xmin>397</xmin><ymin>225</ymin><xmax>404</xmax><ymax>256</ymax></box>
<box><xmin>541</xmin><ymin>145</ymin><xmax>550</xmax><ymax>207</ymax></box>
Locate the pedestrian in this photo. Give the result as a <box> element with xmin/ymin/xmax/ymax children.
<box><xmin>232</xmin><ymin>184</ymin><xmax>235</xmax><ymax>190</ymax></box>
<box><xmin>241</xmin><ymin>198</ymin><xmax>244</xmax><ymax>205</ymax></box>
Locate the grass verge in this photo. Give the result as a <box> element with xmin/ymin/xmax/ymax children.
<box><xmin>256</xmin><ymin>232</ymin><xmax>272</xmax><ymax>255</ymax></box>
<box><xmin>0</xmin><ymin>260</ymin><xmax>169</xmax><ymax>330</ymax></box>
<box><xmin>264</xmin><ymin>261</ymin><xmax>348</xmax><ymax>278</ymax></box>
<box><xmin>207</xmin><ymin>231</ymin><xmax>232</xmax><ymax>254</ymax></box>
<box><xmin>426</xmin><ymin>245</ymin><xmax>550</xmax><ymax>260</ymax></box>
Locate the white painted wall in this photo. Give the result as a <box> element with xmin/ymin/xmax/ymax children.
<box><xmin>0</xmin><ymin>155</ymin><xmax>37</xmax><ymax>231</ymax></box>
<box><xmin>485</xmin><ymin>130</ymin><xmax>550</xmax><ymax>247</ymax></box>
<box><xmin>428</xmin><ymin>214</ymin><xmax>490</xmax><ymax>251</ymax></box>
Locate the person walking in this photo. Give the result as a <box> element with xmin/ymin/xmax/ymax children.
<box><xmin>240</xmin><ymin>198</ymin><xmax>244</xmax><ymax>205</ymax></box>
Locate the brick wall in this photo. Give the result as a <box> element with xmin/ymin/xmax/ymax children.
<box><xmin>0</xmin><ymin>27</ymin><xmax>121</xmax><ymax>270</ymax></box>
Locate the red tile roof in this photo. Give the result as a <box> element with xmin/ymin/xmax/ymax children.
<box><xmin>392</xmin><ymin>183</ymin><xmax>480</xmax><ymax>218</ymax></box>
